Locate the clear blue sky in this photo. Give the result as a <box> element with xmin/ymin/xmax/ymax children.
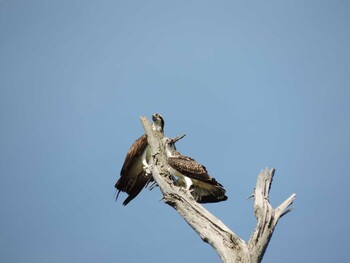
<box><xmin>1</xmin><ymin>1</ymin><xmax>349</xmax><ymax>262</ymax></box>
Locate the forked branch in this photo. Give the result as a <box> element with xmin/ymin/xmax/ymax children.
<box><xmin>140</xmin><ymin>116</ymin><xmax>296</xmax><ymax>263</ymax></box>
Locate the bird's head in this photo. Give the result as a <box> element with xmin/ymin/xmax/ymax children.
<box><xmin>164</xmin><ymin>134</ymin><xmax>185</xmax><ymax>157</ymax></box>
<box><xmin>164</xmin><ymin>138</ymin><xmax>177</xmax><ymax>157</ymax></box>
<box><xmin>152</xmin><ymin>113</ymin><xmax>164</xmax><ymax>133</ymax></box>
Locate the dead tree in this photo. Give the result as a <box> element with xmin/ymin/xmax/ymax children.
<box><xmin>140</xmin><ymin>116</ymin><xmax>296</xmax><ymax>263</ymax></box>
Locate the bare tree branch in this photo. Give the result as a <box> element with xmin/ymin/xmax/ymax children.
<box><xmin>247</xmin><ymin>168</ymin><xmax>296</xmax><ymax>262</ymax></box>
<box><xmin>140</xmin><ymin>116</ymin><xmax>296</xmax><ymax>263</ymax></box>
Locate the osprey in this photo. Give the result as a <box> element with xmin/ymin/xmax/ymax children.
<box><xmin>164</xmin><ymin>138</ymin><xmax>228</xmax><ymax>203</ymax></box>
<box><xmin>115</xmin><ymin>113</ymin><xmax>164</xmax><ymax>205</ymax></box>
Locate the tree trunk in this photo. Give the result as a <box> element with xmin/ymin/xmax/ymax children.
<box><xmin>140</xmin><ymin>116</ymin><xmax>296</xmax><ymax>263</ymax></box>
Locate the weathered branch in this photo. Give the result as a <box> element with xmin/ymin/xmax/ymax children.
<box><xmin>247</xmin><ymin>168</ymin><xmax>296</xmax><ymax>262</ymax></box>
<box><xmin>140</xmin><ymin>116</ymin><xmax>296</xmax><ymax>263</ymax></box>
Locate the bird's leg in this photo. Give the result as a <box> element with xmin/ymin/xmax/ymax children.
<box><xmin>142</xmin><ymin>158</ymin><xmax>153</xmax><ymax>175</ymax></box>
<box><xmin>188</xmin><ymin>185</ymin><xmax>196</xmax><ymax>194</ymax></box>
<box><xmin>141</xmin><ymin>149</ymin><xmax>153</xmax><ymax>175</ymax></box>
<box><xmin>184</xmin><ymin>176</ymin><xmax>193</xmax><ymax>191</ymax></box>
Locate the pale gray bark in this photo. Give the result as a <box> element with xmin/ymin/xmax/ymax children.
<box><xmin>140</xmin><ymin>116</ymin><xmax>296</xmax><ymax>263</ymax></box>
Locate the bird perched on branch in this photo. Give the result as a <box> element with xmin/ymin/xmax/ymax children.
<box><xmin>164</xmin><ymin>138</ymin><xmax>228</xmax><ymax>203</ymax></box>
<box><xmin>115</xmin><ymin>113</ymin><xmax>164</xmax><ymax>205</ymax></box>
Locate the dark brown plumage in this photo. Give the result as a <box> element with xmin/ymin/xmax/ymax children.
<box><xmin>115</xmin><ymin>113</ymin><xmax>164</xmax><ymax>205</ymax></box>
<box><xmin>115</xmin><ymin>135</ymin><xmax>152</xmax><ymax>205</ymax></box>
<box><xmin>189</xmin><ymin>178</ymin><xmax>228</xmax><ymax>203</ymax></box>
<box><xmin>167</xmin><ymin>154</ymin><xmax>228</xmax><ymax>203</ymax></box>
<box><xmin>168</xmin><ymin>155</ymin><xmax>212</xmax><ymax>183</ymax></box>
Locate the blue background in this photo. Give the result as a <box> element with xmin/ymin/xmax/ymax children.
<box><xmin>1</xmin><ymin>1</ymin><xmax>349</xmax><ymax>262</ymax></box>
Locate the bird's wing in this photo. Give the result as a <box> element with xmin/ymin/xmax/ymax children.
<box><xmin>190</xmin><ymin>178</ymin><xmax>228</xmax><ymax>203</ymax></box>
<box><xmin>115</xmin><ymin>135</ymin><xmax>152</xmax><ymax>205</ymax></box>
<box><xmin>120</xmin><ymin>134</ymin><xmax>147</xmax><ymax>176</ymax></box>
<box><xmin>167</xmin><ymin>155</ymin><xmax>220</xmax><ymax>186</ymax></box>
<box><xmin>167</xmin><ymin>155</ymin><xmax>228</xmax><ymax>203</ymax></box>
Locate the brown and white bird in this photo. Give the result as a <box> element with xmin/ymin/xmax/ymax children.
<box><xmin>115</xmin><ymin>113</ymin><xmax>164</xmax><ymax>205</ymax></box>
<box><xmin>164</xmin><ymin>138</ymin><xmax>228</xmax><ymax>203</ymax></box>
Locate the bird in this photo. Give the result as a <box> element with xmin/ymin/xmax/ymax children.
<box><xmin>115</xmin><ymin>113</ymin><xmax>164</xmax><ymax>205</ymax></box>
<box><xmin>164</xmin><ymin>138</ymin><xmax>228</xmax><ymax>203</ymax></box>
